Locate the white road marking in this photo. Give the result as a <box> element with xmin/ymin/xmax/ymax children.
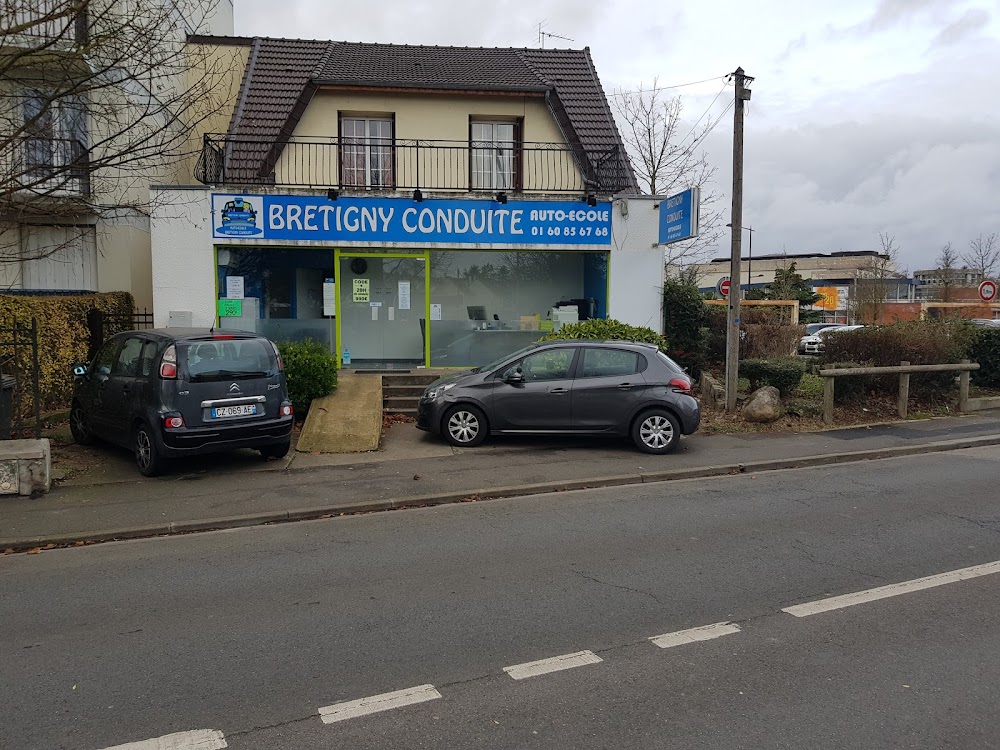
<box><xmin>649</xmin><ymin>621</ymin><xmax>742</xmax><ymax>649</ymax></box>
<box><xmin>503</xmin><ymin>650</ymin><xmax>603</xmax><ymax>680</ymax></box>
<box><xmin>100</xmin><ymin>729</ymin><xmax>226</xmax><ymax>750</ymax></box>
<box><xmin>318</xmin><ymin>684</ymin><xmax>442</xmax><ymax>723</ymax></box>
<box><xmin>783</xmin><ymin>559</ymin><xmax>1000</xmax><ymax>618</ymax></box>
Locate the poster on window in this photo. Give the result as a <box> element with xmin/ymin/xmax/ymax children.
<box><xmin>225</xmin><ymin>276</ymin><xmax>244</xmax><ymax>299</ymax></box>
<box><xmin>398</xmin><ymin>280</ymin><xmax>411</xmax><ymax>310</ymax></box>
<box><xmin>353</xmin><ymin>278</ymin><xmax>369</xmax><ymax>303</ymax></box>
<box><xmin>323</xmin><ymin>278</ymin><xmax>336</xmax><ymax>316</ymax></box>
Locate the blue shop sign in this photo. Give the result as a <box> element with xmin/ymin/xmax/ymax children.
<box><xmin>212</xmin><ymin>194</ymin><xmax>612</xmax><ymax>246</ymax></box>
<box><xmin>658</xmin><ymin>187</ymin><xmax>700</xmax><ymax>245</ymax></box>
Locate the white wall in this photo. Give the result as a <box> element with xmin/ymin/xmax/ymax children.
<box><xmin>150</xmin><ymin>187</ymin><xmax>216</xmax><ymax>327</ymax></box>
<box><xmin>608</xmin><ymin>195</ymin><xmax>664</xmax><ymax>333</ymax></box>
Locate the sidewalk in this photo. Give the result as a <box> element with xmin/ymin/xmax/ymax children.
<box><xmin>3</xmin><ymin>411</ymin><xmax>1000</xmax><ymax>550</ymax></box>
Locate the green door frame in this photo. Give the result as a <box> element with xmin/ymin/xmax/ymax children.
<box><xmin>333</xmin><ymin>248</ymin><xmax>432</xmax><ymax>369</ymax></box>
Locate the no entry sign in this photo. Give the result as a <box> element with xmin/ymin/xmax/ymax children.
<box><xmin>980</xmin><ymin>279</ymin><xmax>998</xmax><ymax>302</ymax></box>
<box><xmin>717</xmin><ymin>277</ymin><xmax>732</xmax><ymax>298</ymax></box>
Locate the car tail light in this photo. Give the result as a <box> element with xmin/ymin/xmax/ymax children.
<box><xmin>669</xmin><ymin>377</ymin><xmax>692</xmax><ymax>393</ymax></box>
<box><xmin>280</xmin><ymin>402</ymin><xmax>294</xmax><ymax>417</ymax></box>
<box><xmin>213</xmin><ymin>334</ymin><xmax>235</xmax><ymax>340</ymax></box>
<box><xmin>271</xmin><ymin>341</ymin><xmax>284</xmax><ymax>371</ymax></box>
<box><xmin>159</xmin><ymin>345</ymin><xmax>177</xmax><ymax>379</ymax></box>
<box><xmin>163</xmin><ymin>415</ymin><xmax>185</xmax><ymax>429</ymax></box>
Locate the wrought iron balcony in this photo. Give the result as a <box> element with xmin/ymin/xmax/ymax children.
<box><xmin>0</xmin><ymin>0</ymin><xmax>88</xmax><ymax>47</ymax></box>
<box><xmin>195</xmin><ymin>134</ymin><xmax>634</xmax><ymax>196</ymax></box>
<box><xmin>2</xmin><ymin>136</ymin><xmax>90</xmax><ymax>197</ymax></box>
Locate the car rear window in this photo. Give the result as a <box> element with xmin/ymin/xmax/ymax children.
<box><xmin>181</xmin><ymin>339</ymin><xmax>278</xmax><ymax>382</ymax></box>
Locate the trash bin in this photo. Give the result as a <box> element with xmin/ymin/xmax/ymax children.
<box><xmin>0</xmin><ymin>374</ymin><xmax>16</xmax><ymax>440</ymax></box>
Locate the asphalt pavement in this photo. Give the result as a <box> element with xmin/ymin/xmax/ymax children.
<box><xmin>4</xmin><ymin>411</ymin><xmax>1000</xmax><ymax>548</ymax></box>
<box><xmin>3</xmin><ymin>445</ymin><xmax>1000</xmax><ymax>748</ymax></box>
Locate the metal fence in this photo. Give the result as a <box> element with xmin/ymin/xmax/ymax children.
<box><xmin>86</xmin><ymin>308</ymin><xmax>154</xmax><ymax>360</ymax></box>
<box><xmin>0</xmin><ymin>318</ymin><xmax>41</xmax><ymax>439</ymax></box>
<box><xmin>196</xmin><ymin>134</ymin><xmax>634</xmax><ymax>195</ymax></box>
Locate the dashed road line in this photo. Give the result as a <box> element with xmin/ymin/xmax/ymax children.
<box><xmin>783</xmin><ymin>559</ymin><xmax>1000</xmax><ymax>618</ymax></box>
<box><xmin>318</xmin><ymin>684</ymin><xmax>442</xmax><ymax>724</ymax></box>
<box><xmin>649</xmin><ymin>621</ymin><xmax>742</xmax><ymax>649</ymax></box>
<box><xmin>503</xmin><ymin>650</ymin><xmax>603</xmax><ymax>680</ymax></box>
<box><xmin>99</xmin><ymin>729</ymin><xmax>227</xmax><ymax>750</ymax></box>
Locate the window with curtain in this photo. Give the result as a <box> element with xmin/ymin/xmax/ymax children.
<box><xmin>471</xmin><ymin>121</ymin><xmax>517</xmax><ymax>190</ymax></box>
<box><xmin>340</xmin><ymin>116</ymin><xmax>394</xmax><ymax>188</ymax></box>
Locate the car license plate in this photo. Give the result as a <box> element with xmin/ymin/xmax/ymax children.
<box><xmin>211</xmin><ymin>404</ymin><xmax>257</xmax><ymax>419</ymax></box>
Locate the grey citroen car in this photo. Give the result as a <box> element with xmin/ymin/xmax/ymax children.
<box><xmin>70</xmin><ymin>329</ymin><xmax>294</xmax><ymax>476</ymax></box>
<box><xmin>417</xmin><ymin>340</ymin><xmax>700</xmax><ymax>454</ymax></box>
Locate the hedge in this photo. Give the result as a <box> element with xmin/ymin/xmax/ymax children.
<box><xmin>662</xmin><ymin>279</ymin><xmax>708</xmax><ymax>376</ymax></box>
<box><xmin>969</xmin><ymin>327</ymin><xmax>1000</xmax><ymax>388</ymax></box>
<box><xmin>276</xmin><ymin>339</ymin><xmax>338</xmax><ymax>415</ymax></box>
<box><xmin>0</xmin><ymin>292</ymin><xmax>134</xmax><ymax>413</ymax></box>
<box><xmin>537</xmin><ymin>318</ymin><xmax>668</xmax><ymax>351</ymax></box>
<box><xmin>739</xmin><ymin>357</ymin><xmax>805</xmax><ymax>397</ymax></box>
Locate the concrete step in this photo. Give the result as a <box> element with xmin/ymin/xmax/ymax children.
<box><xmin>381</xmin><ymin>374</ymin><xmax>440</xmax><ymax>386</ymax></box>
<box><xmin>383</xmin><ymin>406</ymin><xmax>419</xmax><ymax>416</ymax></box>
<box><xmin>382</xmin><ymin>385</ymin><xmax>426</xmax><ymax>398</ymax></box>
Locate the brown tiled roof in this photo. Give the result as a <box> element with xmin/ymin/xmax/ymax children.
<box><xmin>222</xmin><ymin>39</ymin><xmax>638</xmax><ymax>193</ymax></box>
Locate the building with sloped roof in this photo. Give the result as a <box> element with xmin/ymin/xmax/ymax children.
<box><xmin>152</xmin><ymin>36</ymin><xmax>671</xmax><ymax>369</ymax></box>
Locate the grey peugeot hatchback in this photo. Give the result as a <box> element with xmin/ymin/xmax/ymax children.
<box><xmin>417</xmin><ymin>340</ymin><xmax>700</xmax><ymax>454</ymax></box>
<box><xmin>70</xmin><ymin>329</ymin><xmax>294</xmax><ymax>476</ymax></box>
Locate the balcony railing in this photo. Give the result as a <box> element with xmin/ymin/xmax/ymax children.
<box><xmin>1</xmin><ymin>136</ymin><xmax>90</xmax><ymax>196</ymax></box>
<box><xmin>0</xmin><ymin>0</ymin><xmax>88</xmax><ymax>47</ymax></box>
<box><xmin>196</xmin><ymin>135</ymin><xmax>634</xmax><ymax>196</ymax></box>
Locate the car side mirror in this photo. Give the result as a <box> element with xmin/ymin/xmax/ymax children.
<box><xmin>505</xmin><ymin>368</ymin><xmax>525</xmax><ymax>384</ymax></box>
<box><xmin>72</xmin><ymin>364</ymin><xmax>88</xmax><ymax>378</ymax></box>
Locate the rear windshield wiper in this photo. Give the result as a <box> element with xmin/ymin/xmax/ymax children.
<box><xmin>189</xmin><ymin>370</ymin><xmax>271</xmax><ymax>381</ymax></box>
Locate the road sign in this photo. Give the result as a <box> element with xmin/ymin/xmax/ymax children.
<box><xmin>717</xmin><ymin>277</ymin><xmax>731</xmax><ymax>298</ymax></box>
<box><xmin>980</xmin><ymin>279</ymin><xmax>998</xmax><ymax>302</ymax></box>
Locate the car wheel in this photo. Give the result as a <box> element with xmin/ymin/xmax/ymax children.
<box><xmin>632</xmin><ymin>409</ymin><xmax>681</xmax><ymax>455</ymax></box>
<box><xmin>69</xmin><ymin>401</ymin><xmax>95</xmax><ymax>446</ymax></box>
<box><xmin>442</xmin><ymin>404</ymin><xmax>488</xmax><ymax>447</ymax></box>
<box><xmin>134</xmin><ymin>421</ymin><xmax>165</xmax><ymax>477</ymax></box>
<box><xmin>259</xmin><ymin>440</ymin><xmax>291</xmax><ymax>460</ymax></box>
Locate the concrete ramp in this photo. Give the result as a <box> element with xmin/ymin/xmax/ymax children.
<box><xmin>296</xmin><ymin>373</ymin><xmax>382</xmax><ymax>453</ymax></box>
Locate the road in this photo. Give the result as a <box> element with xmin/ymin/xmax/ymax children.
<box><xmin>3</xmin><ymin>446</ymin><xmax>1000</xmax><ymax>749</ymax></box>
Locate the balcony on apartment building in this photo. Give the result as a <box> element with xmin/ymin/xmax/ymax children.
<box><xmin>195</xmin><ymin>134</ymin><xmax>634</xmax><ymax>197</ymax></box>
<box><xmin>4</xmin><ymin>136</ymin><xmax>90</xmax><ymax>197</ymax></box>
<box><xmin>1</xmin><ymin>0</ymin><xmax>88</xmax><ymax>50</ymax></box>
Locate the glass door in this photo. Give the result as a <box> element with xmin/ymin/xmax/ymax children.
<box><xmin>337</xmin><ymin>253</ymin><xmax>427</xmax><ymax>367</ymax></box>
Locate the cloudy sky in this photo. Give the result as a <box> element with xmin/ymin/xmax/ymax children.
<box><xmin>232</xmin><ymin>0</ymin><xmax>1000</xmax><ymax>271</ymax></box>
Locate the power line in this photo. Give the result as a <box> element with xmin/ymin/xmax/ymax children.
<box><xmin>677</xmin><ymin>78</ymin><xmax>732</xmax><ymax>147</ymax></box>
<box><xmin>609</xmin><ymin>74</ymin><xmax>730</xmax><ymax>98</ymax></box>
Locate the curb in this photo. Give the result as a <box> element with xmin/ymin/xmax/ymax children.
<box><xmin>4</xmin><ymin>433</ymin><xmax>1000</xmax><ymax>552</ymax></box>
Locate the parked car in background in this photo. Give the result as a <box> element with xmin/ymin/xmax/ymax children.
<box><xmin>417</xmin><ymin>340</ymin><xmax>700</xmax><ymax>455</ymax></box>
<box><xmin>71</xmin><ymin>329</ymin><xmax>294</xmax><ymax>476</ymax></box>
<box><xmin>799</xmin><ymin>323</ymin><xmax>849</xmax><ymax>354</ymax></box>
<box><xmin>969</xmin><ymin>318</ymin><xmax>1000</xmax><ymax>328</ymax></box>
<box><xmin>800</xmin><ymin>325</ymin><xmax>863</xmax><ymax>356</ymax></box>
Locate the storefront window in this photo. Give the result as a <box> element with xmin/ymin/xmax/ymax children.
<box><xmin>217</xmin><ymin>247</ymin><xmax>337</xmax><ymax>348</ymax></box>
<box><xmin>428</xmin><ymin>250</ymin><xmax>607</xmax><ymax>367</ymax></box>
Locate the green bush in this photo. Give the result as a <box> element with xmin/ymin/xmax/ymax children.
<box><xmin>969</xmin><ymin>328</ymin><xmax>1000</xmax><ymax>388</ymax></box>
<box><xmin>822</xmin><ymin>321</ymin><xmax>971</xmax><ymax>400</ymax></box>
<box><xmin>276</xmin><ymin>339</ymin><xmax>338</xmax><ymax>415</ymax></box>
<box><xmin>0</xmin><ymin>291</ymin><xmax>134</xmax><ymax>413</ymax></box>
<box><xmin>825</xmin><ymin>362</ymin><xmax>870</xmax><ymax>404</ymax></box>
<box><xmin>739</xmin><ymin>357</ymin><xmax>805</xmax><ymax>396</ymax></box>
<box><xmin>662</xmin><ymin>278</ymin><xmax>708</xmax><ymax>376</ymax></box>
<box><xmin>537</xmin><ymin>318</ymin><xmax>668</xmax><ymax>351</ymax></box>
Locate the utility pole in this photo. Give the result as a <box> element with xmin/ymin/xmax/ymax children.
<box><xmin>725</xmin><ymin>67</ymin><xmax>753</xmax><ymax>411</ymax></box>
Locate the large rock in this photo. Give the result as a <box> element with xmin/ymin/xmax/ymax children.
<box><xmin>742</xmin><ymin>386</ymin><xmax>784</xmax><ymax>423</ymax></box>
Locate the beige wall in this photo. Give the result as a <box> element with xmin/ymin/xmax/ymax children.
<box><xmin>277</xmin><ymin>90</ymin><xmax>584</xmax><ymax>192</ymax></box>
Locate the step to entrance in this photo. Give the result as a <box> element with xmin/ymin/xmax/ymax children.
<box><xmin>381</xmin><ymin>370</ymin><xmax>462</xmax><ymax>414</ymax></box>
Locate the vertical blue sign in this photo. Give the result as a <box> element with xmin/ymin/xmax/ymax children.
<box><xmin>658</xmin><ymin>187</ymin><xmax>700</xmax><ymax>245</ymax></box>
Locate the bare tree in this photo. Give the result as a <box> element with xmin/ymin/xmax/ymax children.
<box><xmin>963</xmin><ymin>232</ymin><xmax>999</xmax><ymax>280</ymax></box>
<box><xmin>851</xmin><ymin>232</ymin><xmax>901</xmax><ymax>324</ymax></box>
<box><xmin>612</xmin><ymin>79</ymin><xmax>724</xmax><ymax>271</ymax></box>
<box><xmin>935</xmin><ymin>241</ymin><xmax>959</xmax><ymax>302</ymax></box>
<box><xmin>0</xmin><ymin>0</ymin><xmax>234</xmax><ymax>267</ymax></box>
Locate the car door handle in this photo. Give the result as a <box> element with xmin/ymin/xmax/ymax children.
<box><xmin>617</xmin><ymin>383</ymin><xmax>634</xmax><ymax>390</ymax></box>
<box><xmin>550</xmin><ymin>387</ymin><xmax>569</xmax><ymax>394</ymax></box>
<box><xmin>122</xmin><ymin>384</ymin><xmax>130</xmax><ymax>394</ymax></box>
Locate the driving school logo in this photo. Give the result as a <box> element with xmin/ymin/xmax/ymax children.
<box><xmin>216</xmin><ymin>196</ymin><xmax>263</xmax><ymax>236</ymax></box>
